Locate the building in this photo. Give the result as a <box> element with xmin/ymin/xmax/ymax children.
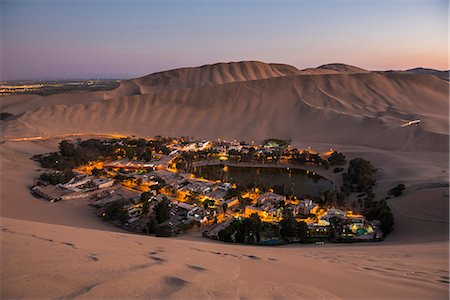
<box><xmin>225</xmin><ymin>197</ymin><xmax>239</xmax><ymax>209</ymax></box>
<box><xmin>92</xmin><ymin>178</ymin><xmax>115</xmax><ymax>189</ymax></box>
<box><xmin>257</xmin><ymin>192</ymin><xmax>285</xmax><ymax>205</ymax></box>
<box><xmin>307</xmin><ymin>224</ymin><xmax>333</xmax><ymax>238</ymax></box>
<box><xmin>244</xmin><ymin>204</ymin><xmax>281</xmax><ymax>221</ymax></box>
<box><xmin>31</xmin><ymin>185</ymin><xmax>71</xmax><ymax>202</ymax></box>
<box><xmin>293</xmin><ymin>199</ymin><xmax>318</xmax><ymax>216</ymax></box>
<box><xmin>62</xmin><ymin>175</ymin><xmax>92</xmax><ymax>190</ymax></box>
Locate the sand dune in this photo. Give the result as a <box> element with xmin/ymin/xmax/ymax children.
<box><xmin>1</xmin><ymin>217</ymin><xmax>448</xmax><ymax>299</ymax></box>
<box><xmin>316</xmin><ymin>63</ymin><xmax>370</xmax><ymax>73</ymax></box>
<box><xmin>1</xmin><ymin>62</ymin><xmax>448</xmax><ymax>152</ymax></box>
<box><xmin>1</xmin><ymin>61</ymin><xmax>448</xmax><ymax>299</ymax></box>
<box><xmin>135</xmin><ymin>61</ymin><xmax>303</xmax><ymax>89</ymax></box>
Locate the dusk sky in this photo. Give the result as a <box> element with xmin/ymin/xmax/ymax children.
<box><xmin>1</xmin><ymin>0</ymin><xmax>448</xmax><ymax>80</ymax></box>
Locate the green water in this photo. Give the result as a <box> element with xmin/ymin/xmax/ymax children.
<box><xmin>192</xmin><ymin>164</ymin><xmax>334</xmax><ymax>197</ymax></box>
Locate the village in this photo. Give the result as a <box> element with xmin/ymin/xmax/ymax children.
<box><xmin>31</xmin><ymin>136</ymin><xmax>385</xmax><ymax>245</ymax></box>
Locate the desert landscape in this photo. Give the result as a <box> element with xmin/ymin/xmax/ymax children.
<box><xmin>1</xmin><ymin>60</ymin><xmax>448</xmax><ymax>299</ymax></box>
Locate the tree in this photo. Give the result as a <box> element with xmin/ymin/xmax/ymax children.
<box><xmin>328</xmin><ymin>216</ymin><xmax>344</xmax><ymax>240</ymax></box>
<box><xmin>309</xmin><ymin>153</ymin><xmax>324</xmax><ymax>165</ymax></box>
<box><xmin>154</xmin><ymin>197</ymin><xmax>171</xmax><ymax>224</ymax></box>
<box><xmin>91</xmin><ymin>167</ymin><xmax>106</xmax><ymax>177</ymax></box>
<box><xmin>364</xmin><ymin>199</ymin><xmax>394</xmax><ymax>235</ymax></box>
<box><xmin>389</xmin><ymin>184</ymin><xmax>405</xmax><ymax>197</ymax></box>
<box><xmin>343</xmin><ymin>158</ymin><xmax>376</xmax><ymax>192</ymax></box>
<box><xmin>126</xmin><ymin>147</ymin><xmax>136</xmax><ymax>160</ymax></box>
<box><xmin>39</xmin><ymin>169</ymin><xmax>75</xmax><ymax>185</ymax></box>
<box><xmin>279</xmin><ymin>210</ymin><xmax>297</xmax><ymax>240</ymax></box>
<box><xmin>142</xmin><ymin>200</ymin><xmax>150</xmax><ymax>215</ymax></box>
<box><xmin>146</xmin><ymin>219</ymin><xmax>156</xmax><ymax>234</ymax></box>
<box><xmin>186</xmin><ymin>191</ymin><xmax>201</xmax><ymax>204</ymax></box>
<box><xmin>222</xmin><ymin>202</ymin><xmax>228</xmax><ymax>213</ymax></box>
<box><xmin>141</xmin><ymin>150</ymin><xmax>152</xmax><ymax>162</ymax></box>
<box><xmin>296</xmin><ymin>221</ymin><xmax>308</xmax><ymax>240</ymax></box>
<box><xmin>103</xmin><ymin>200</ymin><xmax>128</xmax><ymax>224</ymax></box>
<box><xmin>59</xmin><ymin>140</ymin><xmax>77</xmax><ymax>157</ymax></box>
<box><xmin>218</xmin><ymin>222</ymin><xmax>236</xmax><ymax>242</ymax></box>
<box><xmin>328</xmin><ymin>151</ymin><xmax>347</xmax><ymax>166</ymax></box>
<box><xmin>140</xmin><ymin>191</ymin><xmax>153</xmax><ymax>202</ymax></box>
<box><xmin>248</xmin><ymin>213</ymin><xmax>262</xmax><ymax>243</ymax></box>
<box><xmin>203</xmin><ymin>199</ymin><xmax>215</xmax><ymax>209</ymax></box>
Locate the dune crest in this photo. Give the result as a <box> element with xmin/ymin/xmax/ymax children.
<box><xmin>1</xmin><ymin>61</ymin><xmax>448</xmax><ymax>152</ymax></box>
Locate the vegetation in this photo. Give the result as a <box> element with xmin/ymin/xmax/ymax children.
<box><xmin>102</xmin><ymin>200</ymin><xmax>129</xmax><ymax>224</ymax></box>
<box><xmin>179</xmin><ymin>220</ymin><xmax>200</xmax><ymax>232</ymax></box>
<box><xmin>279</xmin><ymin>210</ymin><xmax>308</xmax><ymax>241</ymax></box>
<box><xmin>339</xmin><ymin>157</ymin><xmax>394</xmax><ymax>237</ymax></box>
<box><xmin>364</xmin><ymin>199</ymin><xmax>394</xmax><ymax>235</ymax></box>
<box><xmin>33</xmin><ymin>140</ymin><xmax>114</xmax><ymax>171</ymax></box>
<box><xmin>342</xmin><ymin>158</ymin><xmax>376</xmax><ymax>193</ymax></box>
<box><xmin>333</xmin><ymin>167</ymin><xmax>344</xmax><ymax>173</ymax></box>
<box><xmin>39</xmin><ymin>170</ymin><xmax>75</xmax><ymax>185</ymax></box>
<box><xmin>218</xmin><ymin>213</ymin><xmax>262</xmax><ymax>244</ymax></box>
<box><xmin>32</xmin><ymin>138</ymin><xmax>163</xmax><ymax>173</ymax></box>
<box><xmin>388</xmin><ymin>184</ymin><xmax>405</xmax><ymax>197</ymax></box>
<box><xmin>154</xmin><ymin>197</ymin><xmax>171</xmax><ymax>224</ymax></box>
<box><xmin>218</xmin><ymin>211</ymin><xmax>308</xmax><ymax>245</ymax></box>
<box><xmin>327</xmin><ymin>151</ymin><xmax>347</xmax><ymax>166</ymax></box>
<box><xmin>203</xmin><ymin>199</ymin><xmax>215</xmax><ymax>209</ymax></box>
<box><xmin>146</xmin><ymin>219</ymin><xmax>157</xmax><ymax>234</ymax></box>
<box><xmin>155</xmin><ymin>224</ymin><xmax>174</xmax><ymax>237</ymax></box>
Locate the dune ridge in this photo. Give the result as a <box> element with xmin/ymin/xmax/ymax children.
<box><xmin>1</xmin><ymin>62</ymin><xmax>448</xmax><ymax>152</ymax></box>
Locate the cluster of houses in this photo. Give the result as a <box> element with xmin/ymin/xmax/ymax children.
<box><xmin>31</xmin><ymin>136</ymin><xmax>382</xmax><ymax>243</ymax></box>
<box><xmin>32</xmin><ymin>174</ymin><xmax>115</xmax><ymax>202</ymax></box>
<box><xmin>239</xmin><ymin>191</ymin><xmax>382</xmax><ymax>241</ymax></box>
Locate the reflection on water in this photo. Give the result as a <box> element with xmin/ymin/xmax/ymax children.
<box><xmin>192</xmin><ymin>164</ymin><xmax>334</xmax><ymax>197</ymax></box>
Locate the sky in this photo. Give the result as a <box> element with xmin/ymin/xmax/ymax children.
<box><xmin>1</xmin><ymin>0</ymin><xmax>448</xmax><ymax>80</ymax></box>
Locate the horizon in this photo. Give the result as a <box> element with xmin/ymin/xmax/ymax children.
<box><xmin>1</xmin><ymin>0</ymin><xmax>448</xmax><ymax>81</ymax></box>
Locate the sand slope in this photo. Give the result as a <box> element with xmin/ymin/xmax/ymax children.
<box><xmin>2</xmin><ymin>217</ymin><xmax>448</xmax><ymax>299</ymax></box>
<box><xmin>1</xmin><ymin>62</ymin><xmax>448</xmax><ymax>152</ymax></box>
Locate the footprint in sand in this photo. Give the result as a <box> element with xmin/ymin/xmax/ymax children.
<box><xmin>149</xmin><ymin>256</ymin><xmax>167</xmax><ymax>264</ymax></box>
<box><xmin>129</xmin><ymin>263</ymin><xmax>152</xmax><ymax>272</ymax></box>
<box><xmin>187</xmin><ymin>264</ymin><xmax>207</xmax><ymax>272</ymax></box>
<box><xmin>437</xmin><ymin>276</ymin><xmax>449</xmax><ymax>284</ymax></box>
<box><xmin>158</xmin><ymin>276</ymin><xmax>189</xmax><ymax>297</ymax></box>
<box><xmin>88</xmin><ymin>254</ymin><xmax>99</xmax><ymax>262</ymax></box>
<box><xmin>61</xmin><ymin>242</ymin><xmax>77</xmax><ymax>249</ymax></box>
<box><xmin>244</xmin><ymin>255</ymin><xmax>261</xmax><ymax>260</ymax></box>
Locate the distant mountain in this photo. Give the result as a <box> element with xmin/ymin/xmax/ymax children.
<box><xmin>405</xmin><ymin>67</ymin><xmax>449</xmax><ymax>81</ymax></box>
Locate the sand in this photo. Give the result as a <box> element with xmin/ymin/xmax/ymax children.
<box><xmin>0</xmin><ymin>61</ymin><xmax>448</xmax><ymax>299</ymax></box>
<box><xmin>2</xmin><ymin>217</ymin><xmax>448</xmax><ymax>299</ymax></box>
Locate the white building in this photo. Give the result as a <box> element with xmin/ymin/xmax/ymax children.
<box><xmin>93</xmin><ymin>178</ymin><xmax>115</xmax><ymax>189</ymax></box>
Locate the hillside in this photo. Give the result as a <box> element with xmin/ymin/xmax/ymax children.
<box><xmin>1</xmin><ymin>61</ymin><xmax>448</xmax><ymax>152</ymax></box>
